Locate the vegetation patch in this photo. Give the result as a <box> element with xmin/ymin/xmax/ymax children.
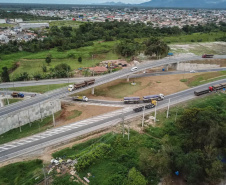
<box><xmin>184</xmin><ymin>71</ymin><xmax>226</xmax><ymax>87</ymax></box>
<box><xmin>8</xmin><ymin>83</ymin><xmax>69</xmax><ymax>94</ymax></box>
<box><xmin>66</xmin><ymin>110</ymin><xmax>82</xmax><ymax>120</ymax></box>
<box><xmin>0</xmin><ymin>159</ymin><xmax>43</xmax><ymax>185</ymax></box>
<box><xmin>3</xmin><ymin>98</ymin><xmax>22</xmax><ymax>105</ymax></box>
<box><xmin>0</xmin><ymin>111</ymin><xmax>61</xmax><ymax>145</ymax></box>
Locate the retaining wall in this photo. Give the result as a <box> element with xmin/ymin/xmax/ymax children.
<box><xmin>0</xmin><ymin>99</ymin><xmax>61</xmax><ymax>135</ymax></box>
<box><xmin>177</xmin><ymin>63</ymin><xmax>220</xmax><ymax>71</ymax></box>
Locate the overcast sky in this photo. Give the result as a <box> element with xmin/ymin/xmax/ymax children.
<box><xmin>0</xmin><ymin>0</ymin><xmax>150</xmax><ymax>4</ymax></box>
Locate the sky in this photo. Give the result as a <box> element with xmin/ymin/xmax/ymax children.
<box><xmin>0</xmin><ymin>0</ymin><xmax>150</xmax><ymax>4</ymax></box>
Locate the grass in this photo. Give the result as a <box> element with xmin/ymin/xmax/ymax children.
<box><xmin>3</xmin><ymin>98</ymin><xmax>22</xmax><ymax>105</ymax></box>
<box><xmin>0</xmin><ymin>23</ymin><xmax>15</xmax><ymax>28</ymax></box>
<box><xmin>7</xmin><ymin>41</ymin><xmax>119</xmax><ymax>77</ymax></box>
<box><xmin>164</xmin><ymin>31</ymin><xmax>226</xmax><ymax>44</ymax></box>
<box><xmin>184</xmin><ymin>71</ymin><xmax>226</xmax><ymax>87</ymax></box>
<box><xmin>180</xmin><ymin>79</ymin><xmax>188</xmax><ymax>82</ymax></box>
<box><xmin>77</xmin><ymin>79</ymin><xmax>147</xmax><ymax>99</ymax></box>
<box><xmin>0</xmin><ymin>111</ymin><xmax>61</xmax><ymax>145</ymax></box>
<box><xmin>7</xmin><ymin>83</ymin><xmax>69</xmax><ymax>93</ymax></box>
<box><xmin>66</xmin><ymin>110</ymin><xmax>82</xmax><ymax>120</ymax></box>
<box><xmin>0</xmin><ymin>159</ymin><xmax>43</xmax><ymax>185</ymax></box>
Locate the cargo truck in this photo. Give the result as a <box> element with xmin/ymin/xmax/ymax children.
<box><xmin>194</xmin><ymin>83</ymin><xmax>226</xmax><ymax>96</ymax></box>
<box><xmin>73</xmin><ymin>96</ymin><xmax>88</xmax><ymax>102</ymax></box>
<box><xmin>124</xmin><ymin>97</ymin><xmax>140</xmax><ymax>104</ymax></box>
<box><xmin>68</xmin><ymin>79</ymin><xmax>95</xmax><ymax>92</ymax></box>
<box><xmin>133</xmin><ymin>101</ymin><xmax>157</xmax><ymax>112</ymax></box>
<box><xmin>143</xmin><ymin>94</ymin><xmax>164</xmax><ymax>102</ymax></box>
<box><xmin>202</xmin><ymin>54</ymin><xmax>214</xmax><ymax>58</ymax></box>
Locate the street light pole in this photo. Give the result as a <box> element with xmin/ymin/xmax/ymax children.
<box><xmin>142</xmin><ymin>105</ymin><xmax>145</xmax><ymax>128</ymax></box>
<box><xmin>166</xmin><ymin>98</ymin><xmax>170</xmax><ymax>118</ymax></box>
<box><xmin>154</xmin><ymin>101</ymin><xmax>157</xmax><ymax>123</ymax></box>
<box><xmin>50</xmin><ymin>102</ymin><xmax>55</xmax><ymax>127</ymax></box>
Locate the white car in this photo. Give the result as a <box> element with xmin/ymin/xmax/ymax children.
<box><xmin>190</xmin><ymin>70</ymin><xmax>196</xmax><ymax>73</ymax></box>
<box><xmin>131</xmin><ymin>66</ymin><xmax>138</xmax><ymax>72</ymax></box>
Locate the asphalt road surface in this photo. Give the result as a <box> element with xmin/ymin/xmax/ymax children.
<box><xmin>0</xmin><ymin>78</ymin><xmax>226</xmax><ymax>162</ymax></box>
<box><xmin>0</xmin><ymin>55</ymin><xmax>225</xmax><ymax>117</ymax></box>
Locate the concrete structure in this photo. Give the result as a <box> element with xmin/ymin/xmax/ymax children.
<box><xmin>89</xmin><ymin>66</ymin><xmax>108</xmax><ymax>74</ymax></box>
<box><xmin>0</xmin><ymin>19</ymin><xmax>6</xmax><ymax>24</ymax></box>
<box><xmin>0</xmin><ymin>99</ymin><xmax>61</xmax><ymax>135</ymax></box>
<box><xmin>177</xmin><ymin>63</ymin><xmax>220</xmax><ymax>71</ymax></box>
<box><xmin>19</xmin><ymin>23</ymin><xmax>49</xmax><ymax>30</ymax></box>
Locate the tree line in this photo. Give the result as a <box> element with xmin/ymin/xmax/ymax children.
<box><xmin>1</xmin><ymin>21</ymin><xmax>226</xmax><ymax>55</ymax></box>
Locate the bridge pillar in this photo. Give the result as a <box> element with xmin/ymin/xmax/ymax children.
<box><xmin>91</xmin><ymin>87</ymin><xmax>95</xmax><ymax>95</ymax></box>
<box><xmin>166</xmin><ymin>64</ymin><xmax>169</xmax><ymax>71</ymax></box>
<box><xmin>127</xmin><ymin>75</ymin><xmax>130</xmax><ymax>82</ymax></box>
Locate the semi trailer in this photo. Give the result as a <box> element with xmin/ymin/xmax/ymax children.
<box><xmin>124</xmin><ymin>97</ymin><xmax>140</xmax><ymax>104</ymax></box>
<box><xmin>133</xmin><ymin>101</ymin><xmax>157</xmax><ymax>112</ymax></box>
<box><xmin>68</xmin><ymin>79</ymin><xmax>95</xmax><ymax>91</ymax></box>
<box><xmin>11</xmin><ymin>92</ymin><xmax>24</xmax><ymax>98</ymax></box>
<box><xmin>73</xmin><ymin>96</ymin><xmax>89</xmax><ymax>102</ymax></box>
<box><xmin>143</xmin><ymin>94</ymin><xmax>164</xmax><ymax>102</ymax></box>
<box><xmin>194</xmin><ymin>83</ymin><xmax>226</xmax><ymax>96</ymax></box>
<box><xmin>202</xmin><ymin>54</ymin><xmax>214</xmax><ymax>58</ymax></box>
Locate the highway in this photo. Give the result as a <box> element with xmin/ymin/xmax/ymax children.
<box><xmin>0</xmin><ymin>78</ymin><xmax>225</xmax><ymax>162</ymax></box>
<box><xmin>0</xmin><ymin>54</ymin><xmax>226</xmax><ymax>117</ymax></box>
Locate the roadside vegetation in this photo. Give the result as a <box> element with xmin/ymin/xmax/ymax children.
<box><xmin>0</xmin><ymin>159</ymin><xmax>44</xmax><ymax>185</ymax></box>
<box><xmin>182</xmin><ymin>71</ymin><xmax>226</xmax><ymax>87</ymax></box>
<box><xmin>3</xmin><ymin>98</ymin><xmax>22</xmax><ymax>105</ymax></box>
<box><xmin>0</xmin><ymin>111</ymin><xmax>61</xmax><ymax>145</ymax></box>
<box><xmin>8</xmin><ymin>83</ymin><xmax>69</xmax><ymax>94</ymax></box>
<box><xmin>51</xmin><ymin>94</ymin><xmax>226</xmax><ymax>185</ymax></box>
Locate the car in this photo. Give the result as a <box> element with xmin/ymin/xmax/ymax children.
<box><xmin>190</xmin><ymin>70</ymin><xmax>196</xmax><ymax>73</ymax></box>
<box><xmin>131</xmin><ymin>66</ymin><xmax>138</xmax><ymax>72</ymax></box>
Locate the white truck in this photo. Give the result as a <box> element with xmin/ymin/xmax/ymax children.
<box><xmin>73</xmin><ymin>96</ymin><xmax>89</xmax><ymax>102</ymax></box>
<box><xmin>143</xmin><ymin>94</ymin><xmax>165</xmax><ymax>102</ymax></box>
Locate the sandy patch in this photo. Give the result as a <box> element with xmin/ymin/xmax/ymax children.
<box><xmin>56</xmin><ymin>103</ymin><xmax>121</xmax><ymax>127</ymax></box>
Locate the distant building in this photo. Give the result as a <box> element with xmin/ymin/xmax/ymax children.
<box><xmin>19</xmin><ymin>23</ymin><xmax>49</xmax><ymax>30</ymax></box>
<box><xmin>0</xmin><ymin>35</ymin><xmax>9</xmax><ymax>43</ymax></box>
<box><xmin>15</xmin><ymin>19</ymin><xmax>23</xmax><ymax>23</ymax></box>
<box><xmin>89</xmin><ymin>66</ymin><xmax>108</xmax><ymax>74</ymax></box>
<box><xmin>0</xmin><ymin>19</ymin><xmax>6</xmax><ymax>24</ymax></box>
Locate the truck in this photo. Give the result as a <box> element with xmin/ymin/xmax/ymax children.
<box><xmin>124</xmin><ymin>97</ymin><xmax>140</xmax><ymax>104</ymax></box>
<box><xmin>133</xmin><ymin>101</ymin><xmax>157</xmax><ymax>112</ymax></box>
<box><xmin>143</xmin><ymin>94</ymin><xmax>164</xmax><ymax>102</ymax></box>
<box><xmin>202</xmin><ymin>54</ymin><xmax>214</xmax><ymax>58</ymax></box>
<box><xmin>73</xmin><ymin>96</ymin><xmax>88</xmax><ymax>102</ymax></box>
<box><xmin>68</xmin><ymin>79</ymin><xmax>95</xmax><ymax>92</ymax></box>
<box><xmin>11</xmin><ymin>92</ymin><xmax>24</xmax><ymax>98</ymax></box>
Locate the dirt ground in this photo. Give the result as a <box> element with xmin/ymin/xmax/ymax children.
<box><xmin>87</xmin><ymin>73</ymin><xmax>198</xmax><ymax>100</ymax></box>
<box><xmin>56</xmin><ymin>103</ymin><xmax>121</xmax><ymax>127</ymax></box>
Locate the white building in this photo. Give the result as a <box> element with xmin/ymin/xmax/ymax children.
<box><xmin>19</xmin><ymin>23</ymin><xmax>49</xmax><ymax>30</ymax></box>
<box><xmin>0</xmin><ymin>19</ymin><xmax>6</xmax><ymax>24</ymax></box>
<box><xmin>0</xmin><ymin>35</ymin><xmax>9</xmax><ymax>43</ymax></box>
<box><xmin>15</xmin><ymin>19</ymin><xmax>23</xmax><ymax>23</ymax></box>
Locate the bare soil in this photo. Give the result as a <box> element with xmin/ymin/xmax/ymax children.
<box><xmin>56</xmin><ymin>103</ymin><xmax>121</xmax><ymax>127</ymax></box>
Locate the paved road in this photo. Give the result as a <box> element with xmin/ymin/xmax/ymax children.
<box><xmin>1</xmin><ymin>67</ymin><xmax>226</xmax><ymax>89</ymax></box>
<box><xmin>0</xmin><ymin>54</ymin><xmax>226</xmax><ymax>117</ymax></box>
<box><xmin>0</xmin><ymin>78</ymin><xmax>225</xmax><ymax>162</ymax></box>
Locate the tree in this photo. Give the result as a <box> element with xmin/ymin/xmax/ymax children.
<box><xmin>124</xmin><ymin>167</ymin><xmax>147</xmax><ymax>185</ymax></box>
<box><xmin>78</xmin><ymin>56</ymin><xmax>82</xmax><ymax>63</ymax></box>
<box><xmin>45</xmin><ymin>54</ymin><xmax>52</xmax><ymax>65</ymax></box>
<box><xmin>1</xmin><ymin>67</ymin><xmax>10</xmax><ymax>82</ymax></box>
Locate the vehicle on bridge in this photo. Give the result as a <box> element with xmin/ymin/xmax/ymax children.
<box><xmin>68</xmin><ymin>79</ymin><xmax>95</xmax><ymax>91</ymax></box>
<box><xmin>73</xmin><ymin>96</ymin><xmax>89</xmax><ymax>102</ymax></box>
<box><xmin>11</xmin><ymin>92</ymin><xmax>24</xmax><ymax>98</ymax></box>
<box><xmin>202</xmin><ymin>54</ymin><xmax>214</xmax><ymax>58</ymax></box>
<box><xmin>131</xmin><ymin>66</ymin><xmax>138</xmax><ymax>72</ymax></box>
<box><xmin>143</xmin><ymin>94</ymin><xmax>165</xmax><ymax>102</ymax></box>
<box><xmin>194</xmin><ymin>83</ymin><xmax>226</xmax><ymax>96</ymax></box>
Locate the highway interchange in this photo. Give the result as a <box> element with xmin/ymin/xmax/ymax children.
<box><xmin>0</xmin><ymin>78</ymin><xmax>226</xmax><ymax>162</ymax></box>
<box><xmin>0</xmin><ymin>54</ymin><xmax>226</xmax><ymax>162</ymax></box>
<box><xmin>0</xmin><ymin>54</ymin><xmax>226</xmax><ymax>117</ymax></box>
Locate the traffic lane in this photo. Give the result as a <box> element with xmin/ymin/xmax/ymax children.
<box><xmin>0</xmin><ymin>110</ymin><xmax>131</xmax><ymax>159</ymax></box>
<box><xmin>0</xmin><ymin>93</ymin><xmax>196</xmax><ymax>160</ymax></box>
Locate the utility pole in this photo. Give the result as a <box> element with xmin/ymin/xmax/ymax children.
<box><xmin>42</xmin><ymin>164</ymin><xmax>47</xmax><ymax>185</ymax></box>
<box><xmin>6</xmin><ymin>89</ymin><xmax>9</xmax><ymax>105</ymax></box>
<box><xmin>50</xmin><ymin>102</ymin><xmax>55</xmax><ymax>127</ymax></box>
<box><xmin>39</xmin><ymin>102</ymin><xmax>43</xmax><ymax>122</ymax></box>
<box><xmin>142</xmin><ymin>105</ymin><xmax>145</xmax><ymax>129</ymax></box>
<box><xmin>175</xmin><ymin>107</ymin><xmax>178</xmax><ymax>122</ymax></box>
<box><xmin>121</xmin><ymin>108</ymin><xmax>125</xmax><ymax>138</ymax></box>
<box><xmin>128</xmin><ymin>125</ymin><xmax>130</xmax><ymax>141</ymax></box>
<box><xmin>92</xmin><ymin>54</ymin><xmax>94</xmax><ymax>77</ymax></box>
<box><xmin>154</xmin><ymin>101</ymin><xmax>157</xmax><ymax>123</ymax></box>
<box><xmin>166</xmin><ymin>98</ymin><xmax>170</xmax><ymax>118</ymax></box>
<box><xmin>17</xmin><ymin>113</ymin><xmax>22</xmax><ymax>132</ymax></box>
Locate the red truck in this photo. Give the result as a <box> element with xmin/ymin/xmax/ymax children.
<box><xmin>202</xmin><ymin>54</ymin><xmax>214</xmax><ymax>58</ymax></box>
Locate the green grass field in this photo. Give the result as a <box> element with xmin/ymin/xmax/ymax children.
<box><xmin>0</xmin><ymin>111</ymin><xmax>61</xmax><ymax>145</ymax></box>
<box><xmin>183</xmin><ymin>71</ymin><xmax>226</xmax><ymax>87</ymax></box>
<box><xmin>8</xmin><ymin>83</ymin><xmax>69</xmax><ymax>93</ymax></box>
<box><xmin>0</xmin><ymin>159</ymin><xmax>43</xmax><ymax>185</ymax></box>
<box><xmin>6</xmin><ymin>41</ymin><xmax>119</xmax><ymax>77</ymax></box>
<box><xmin>3</xmin><ymin>98</ymin><xmax>22</xmax><ymax>105</ymax></box>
